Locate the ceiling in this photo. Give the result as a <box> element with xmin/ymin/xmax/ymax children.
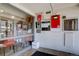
<box><xmin>17</xmin><ymin>3</ymin><xmax>77</xmax><ymax>14</ymax></box>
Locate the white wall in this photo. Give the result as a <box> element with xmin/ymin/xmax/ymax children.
<box><xmin>35</xmin><ymin>31</ymin><xmax>65</xmax><ymax>50</ymax></box>
<box><xmin>35</xmin><ymin>6</ymin><xmax>79</xmax><ymax>55</ymax></box>
<box><xmin>73</xmin><ymin>31</ymin><xmax>79</xmax><ymax>55</ymax></box>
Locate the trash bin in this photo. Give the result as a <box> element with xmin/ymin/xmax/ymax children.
<box><xmin>32</xmin><ymin>41</ymin><xmax>39</xmax><ymax>49</ymax></box>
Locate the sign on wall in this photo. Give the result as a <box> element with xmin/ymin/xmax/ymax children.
<box><xmin>41</xmin><ymin>21</ymin><xmax>50</xmax><ymax>31</ymax></box>
<box><xmin>36</xmin><ymin>14</ymin><xmax>42</xmax><ymax>33</ymax></box>
<box><xmin>37</xmin><ymin>14</ymin><xmax>42</xmax><ymax>23</ymax></box>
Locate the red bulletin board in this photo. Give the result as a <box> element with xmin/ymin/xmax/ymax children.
<box><xmin>51</xmin><ymin>15</ymin><xmax>60</xmax><ymax>28</ymax></box>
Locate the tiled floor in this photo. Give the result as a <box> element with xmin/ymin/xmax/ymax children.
<box><xmin>0</xmin><ymin>46</ymin><xmax>77</xmax><ymax>56</ymax></box>
<box><xmin>21</xmin><ymin>47</ymin><xmax>77</xmax><ymax>56</ymax></box>
<box><xmin>0</xmin><ymin>45</ymin><xmax>31</xmax><ymax>56</ymax></box>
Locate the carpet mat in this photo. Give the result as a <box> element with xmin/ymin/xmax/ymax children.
<box><xmin>32</xmin><ymin>51</ymin><xmax>56</xmax><ymax>56</ymax></box>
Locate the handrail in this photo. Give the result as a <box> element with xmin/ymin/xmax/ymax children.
<box><xmin>0</xmin><ymin>34</ymin><xmax>33</xmax><ymax>41</ymax></box>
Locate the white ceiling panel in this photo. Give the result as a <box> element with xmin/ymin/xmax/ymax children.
<box><xmin>17</xmin><ymin>3</ymin><xmax>77</xmax><ymax>14</ymax></box>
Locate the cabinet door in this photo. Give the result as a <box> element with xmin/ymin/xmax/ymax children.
<box><xmin>64</xmin><ymin>32</ymin><xmax>73</xmax><ymax>53</ymax></box>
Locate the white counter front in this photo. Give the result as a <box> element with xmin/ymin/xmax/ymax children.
<box><xmin>35</xmin><ymin>31</ymin><xmax>79</xmax><ymax>55</ymax></box>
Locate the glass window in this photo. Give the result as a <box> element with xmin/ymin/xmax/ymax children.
<box><xmin>64</xmin><ymin>19</ymin><xmax>78</xmax><ymax>31</ymax></box>
<box><xmin>0</xmin><ymin>18</ymin><xmax>14</xmax><ymax>38</ymax></box>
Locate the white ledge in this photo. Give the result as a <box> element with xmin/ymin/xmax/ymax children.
<box><xmin>0</xmin><ymin>34</ymin><xmax>33</xmax><ymax>41</ymax></box>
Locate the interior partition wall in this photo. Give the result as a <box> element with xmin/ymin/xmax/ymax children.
<box><xmin>0</xmin><ymin>15</ymin><xmax>34</xmax><ymax>56</ymax></box>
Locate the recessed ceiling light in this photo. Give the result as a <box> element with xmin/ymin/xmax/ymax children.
<box><xmin>0</xmin><ymin>10</ymin><xmax>4</xmax><ymax>13</ymax></box>
<box><xmin>11</xmin><ymin>16</ymin><xmax>15</xmax><ymax>19</ymax></box>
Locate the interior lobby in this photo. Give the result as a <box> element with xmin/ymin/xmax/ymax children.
<box><xmin>0</xmin><ymin>3</ymin><xmax>79</xmax><ymax>56</ymax></box>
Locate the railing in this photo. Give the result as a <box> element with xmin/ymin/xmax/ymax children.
<box><xmin>0</xmin><ymin>33</ymin><xmax>33</xmax><ymax>56</ymax></box>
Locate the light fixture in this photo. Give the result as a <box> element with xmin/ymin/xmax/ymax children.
<box><xmin>0</xmin><ymin>10</ymin><xmax>4</xmax><ymax>13</ymax></box>
<box><xmin>11</xmin><ymin>16</ymin><xmax>15</xmax><ymax>19</ymax></box>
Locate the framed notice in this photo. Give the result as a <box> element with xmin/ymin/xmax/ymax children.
<box><xmin>51</xmin><ymin>15</ymin><xmax>60</xmax><ymax>28</ymax></box>
<box><xmin>41</xmin><ymin>21</ymin><xmax>50</xmax><ymax>31</ymax></box>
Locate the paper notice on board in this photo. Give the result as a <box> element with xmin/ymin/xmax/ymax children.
<box><xmin>41</xmin><ymin>23</ymin><xmax>50</xmax><ymax>27</ymax></box>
